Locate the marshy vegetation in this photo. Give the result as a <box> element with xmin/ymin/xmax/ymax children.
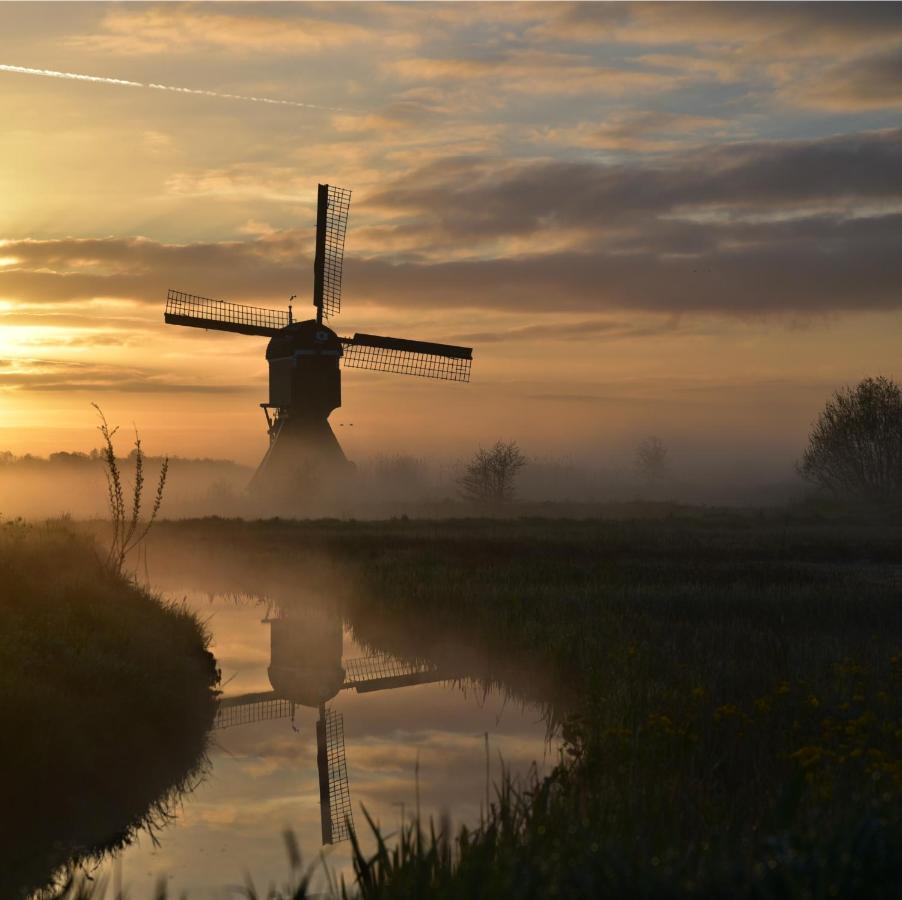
<box><xmin>72</xmin><ymin>510</ymin><xmax>897</xmax><ymax>898</ymax></box>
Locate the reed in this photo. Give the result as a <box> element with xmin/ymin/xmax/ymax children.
<box><xmin>92</xmin><ymin>404</ymin><xmax>168</xmax><ymax>575</ymax></box>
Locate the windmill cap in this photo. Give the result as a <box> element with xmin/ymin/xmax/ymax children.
<box><xmin>267</xmin><ymin>664</ymin><xmax>346</xmax><ymax>707</ymax></box>
<box><xmin>266</xmin><ymin>320</ymin><xmax>342</xmax><ymax>360</ymax></box>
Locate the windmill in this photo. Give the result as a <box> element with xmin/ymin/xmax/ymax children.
<box><xmin>164</xmin><ymin>183</ymin><xmax>473</xmax><ymax>490</ymax></box>
<box><xmin>213</xmin><ymin>601</ymin><xmax>449</xmax><ymax>845</ymax></box>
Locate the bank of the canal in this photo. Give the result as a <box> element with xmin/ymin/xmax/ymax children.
<box><xmin>141</xmin><ymin>515</ymin><xmax>902</xmax><ymax>899</ymax></box>
<box><xmin>0</xmin><ymin>521</ymin><xmax>219</xmax><ymax>897</ymax></box>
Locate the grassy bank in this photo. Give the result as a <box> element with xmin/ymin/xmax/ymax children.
<box><xmin>345</xmin><ymin>514</ymin><xmax>901</xmax><ymax>898</ymax></box>
<box><xmin>138</xmin><ymin>512</ymin><xmax>901</xmax><ymax>897</ymax></box>
<box><xmin>0</xmin><ymin>521</ymin><xmax>219</xmax><ymax>898</ymax></box>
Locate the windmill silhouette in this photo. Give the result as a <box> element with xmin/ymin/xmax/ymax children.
<box><xmin>163</xmin><ymin>184</ymin><xmax>474</xmax><ymax>489</ymax></box>
<box><xmin>213</xmin><ymin>601</ymin><xmax>448</xmax><ymax>845</ymax></box>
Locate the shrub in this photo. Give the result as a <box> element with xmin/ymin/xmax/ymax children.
<box><xmin>458</xmin><ymin>441</ymin><xmax>526</xmax><ymax>504</ymax></box>
<box><xmin>798</xmin><ymin>376</ymin><xmax>902</xmax><ymax>503</ymax></box>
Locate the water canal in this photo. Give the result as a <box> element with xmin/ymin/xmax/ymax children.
<box><xmin>86</xmin><ymin>551</ymin><xmax>560</xmax><ymax>897</ymax></box>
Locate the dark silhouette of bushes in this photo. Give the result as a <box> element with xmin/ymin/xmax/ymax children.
<box><xmin>458</xmin><ymin>441</ymin><xmax>526</xmax><ymax>503</ymax></box>
<box><xmin>0</xmin><ymin>522</ymin><xmax>218</xmax><ymax>896</ymax></box>
<box><xmin>799</xmin><ymin>376</ymin><xmax>902</xmax><ymax>503</ymax></box>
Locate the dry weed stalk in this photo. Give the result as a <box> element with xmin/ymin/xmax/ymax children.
<box><xmin>93</xmin><ymin>403</ymin><xmax>168</xmax><ymax>574</ymax></box>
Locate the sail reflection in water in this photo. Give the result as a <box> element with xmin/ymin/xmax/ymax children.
<box><xmin>215</xmin><ymin>602</ymin><xmax>451</xmax><ymax>845</ymax></box>
<box><xmin>93</xmin><ymin>584</ymin><xmax>557</xmax><ymax>896</ymax></box>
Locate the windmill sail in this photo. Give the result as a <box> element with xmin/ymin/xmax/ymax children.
<box><xmin>214</xmin><ymin>691</ymin><xmax>294</xmax><ymax>729</ymax></box>
<box><xmin>343</xmin><ymin>655</ymin><xmax>447</xmax><ymax>693</ymax></box>
<box><xmin>316</xmin><ymin>703</ymin><xmax>354</xmax><ymax>844</ymax></box>
<box><xmin>165</xmin><ymin>290</ymin><xmax>287</xmax><ymax>337</ymax></box>
<box><xmin>340</xmin><ymin>333</ymin><xmax>472</xmax><ymax>382</ymax></box>
<box><xmin>313</xmin><ymin>184</ymin><xmax>352</xmax><ymax>321</ymax></box>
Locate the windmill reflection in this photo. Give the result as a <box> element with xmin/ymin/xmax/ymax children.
<box><xmin>214</xmin><ymin>600</ymin><xmax>448</xmax><ymax>845</ymax></box>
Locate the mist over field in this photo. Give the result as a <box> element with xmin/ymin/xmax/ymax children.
<box><xmin>0</xmin><ymin>440</ymin><xmax>807</xmax><ymax>520</ymax></box>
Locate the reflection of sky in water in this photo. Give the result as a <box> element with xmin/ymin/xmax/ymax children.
<box><xmin>101</xmin><ymin>590</ymin><xmax>558</xmax><ymax>897</ymax></box>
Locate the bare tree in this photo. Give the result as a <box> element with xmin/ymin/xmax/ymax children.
<box><xmin>459</xmin><ymin>441</ymin><xmax>527</xmax><ymax>503</ymax></box>
<box><xmin>798</xmin><ymin>376</ymin><xmax>902</xmax><ymax>502</ymax></box>
<box><xmin>635</xmin><ymin>436</ymin><xmax>669</xmax><ymax>486</ymax></box>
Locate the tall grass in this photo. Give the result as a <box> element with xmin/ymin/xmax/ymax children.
<box><xmin>93</xmin><ymin>404</ymin><xmax>168</xmax><ymax>574</ymax></box>
<box><xmin>142</xmin><ymin>513</ymin><xmax>901</xmax><ymax>897</ymax></box>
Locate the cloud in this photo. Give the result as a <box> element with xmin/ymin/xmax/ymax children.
<box><xmin>389</xmin><ymin>49</ymin><xmax>679</xmax><ymax>96</ymax></box>
<box><xmin>788</xmin><ymin>46</ymin><xmax>902</xmax><ymax>110</ymax></box>
<box><xmin>449</xmin><ymin>316</ymin><xmax>686</xmax><ymax>345</ymax></box>
<box><xmin>524</xmin><ymin>3</ymin><xmax>902</xmax><ymax>113</ymax></box>
<box><xmin>535</xmin><ymin>2</ymin><xmax>902</xmax><ymax>56</ymax></box>
<box><xmin>69</xmin><ymin>7</ymin><xmax>381</xmax><ymax>56</ymax></box>
<box><xmin>0</xmin><ymin>233</ymin><xmax>309</xmax><ymax>305</ymax></box>
<box><xmin>536</xmin><ymin>110</ymin><xmax>729</xmax><ymax>153</ymax></box>
<box><xmin>0</xmin><ymin>309</ymin><xmax>153</xmax><ymax>330</ymax></box>
<box><xmin>345</xmin><ymin>219</ymin><xmax>902</xmax><ymax>316</ymax></box>
<box><xmin>11</xmin><ymin>213</ymin><xmax>896</xmax><ymax>319</ymax></box>
<box><xmin>2</xmin><ymin>127</ymin><xmax>901</xmax><ymax>320</ymax></box>
<box><xmin>0</xmin><ymin>357</ymin><xmax>251</xmax><ymax>394</ymax></box>
<box><xmin>366</xmin><ymin>128</ymin><xmax>902</xmax><ymax>241</ymax></box>
<box><xmin>165</xmin><ymin>167</ymin><xmax>320</xmax><ymax>204</ymax></box>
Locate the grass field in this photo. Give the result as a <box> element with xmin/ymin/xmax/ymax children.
<box><xmin>115</xmin><ymin>510</ymin><xmax>901</xmax><ymax>898</ymax></box>
<box><xmin>0</xmin><ymin>521</ymin><xmax>219</xmax><ymax>898</ymax></box>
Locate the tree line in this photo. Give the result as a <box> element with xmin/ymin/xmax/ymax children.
<box><xmin>458</xmin><ymin>375</ymin><xmax>902</xmax><ymax>507</ymax></box>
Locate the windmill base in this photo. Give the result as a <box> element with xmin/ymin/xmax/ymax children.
<box><xmin>249</xmin><ymin>413</ymin><xmax>353</xmax><ymax>498</ymax></box>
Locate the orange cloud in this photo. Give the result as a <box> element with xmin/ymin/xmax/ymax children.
<box><xmin>70</xmin><ymin>6</ymin><xmax>385</xmax><ymax>55</ymax></box>
<box><xmin>536</xmin><ymin>111</ymin><xmax>729</xmax><ymax>152</ymax></box>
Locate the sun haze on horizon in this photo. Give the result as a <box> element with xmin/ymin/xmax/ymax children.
<box><xmin>1</xmin><ymin>2</ymin><xmax>901</xmax><ymax>479</ymax></box>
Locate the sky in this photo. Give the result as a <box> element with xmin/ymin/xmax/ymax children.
<box><xmin>1</xmin><ymin>2</ymin><xmax>901</xmax><ymax>474</ymax></box>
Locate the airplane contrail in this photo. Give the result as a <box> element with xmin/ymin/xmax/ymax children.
<box><xmin>0</xmin><ymin>64</ymin><xmax>348</xmax><ymax>112</ymax></box>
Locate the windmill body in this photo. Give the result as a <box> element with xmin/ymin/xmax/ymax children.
<box><xmin>254</xmin><ymin>320</ymin><xmax>350</xmax><ymax>487</ymax></box>
<box><xmin>267</xmin><ymin>601</ymin><xmax>346</xmax><ymax>708</ymax></box>
<box><xmin>215</xmin><ymin>600</ymin><xmax>452</xmax><ymax>845</ymax></box>
<box><xmin>163</xmin><ymin>183</ymin><xmax>473</xmax><ymax>495</ymax></box>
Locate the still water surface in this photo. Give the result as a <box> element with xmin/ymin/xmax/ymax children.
<box><xmin>94</xmin><ymin>579</ymin><xmax>558</xmax><ymax>897</ymax></box>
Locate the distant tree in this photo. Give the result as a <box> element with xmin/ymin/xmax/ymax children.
<box><xmin>635</xmin><ymin>436</ymin><xmax>669</xmax><ymax>485</ymax></box>
<box><xmin>49</xmin><ymin>451</ymin><xmax>91</xmax><ymax>464</ymax></box>
<box><xmin>459</xmin><ymin>441</ymin><xmax>527</xmax><ymax>503</ymax></box>
<box><xmin>798</xmin><ymin>376</ymin><xmax>902</xmax><ymax>503</ymax></box>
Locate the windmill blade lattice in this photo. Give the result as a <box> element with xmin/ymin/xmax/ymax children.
<box><xmin>343</xmin><ymin>654</ymin><xmax>446</xmax><ymax>692</ymax></box>
<box><xmin>165</xmin><ymin>290</ymin><xmax>287</xmax><ymax>338</ymax></box>
<box><xmin>214</xmin><ymin>692</ymin><xmax>294</xmax><ymax>730</ymax></box>
<box><xmin>317</xmin><ymin>704</ymin><xmax>354</xmax><ymax>844</ymax></box>
<box><xmin>314</xmin><ymin>184</ymin><xmax>352</xmax><ymax>320</ymax></box>
<box><xmin>340</xmin><ymin>333</ymin><xmax>472</xmax><ymax>382</ymax></box>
